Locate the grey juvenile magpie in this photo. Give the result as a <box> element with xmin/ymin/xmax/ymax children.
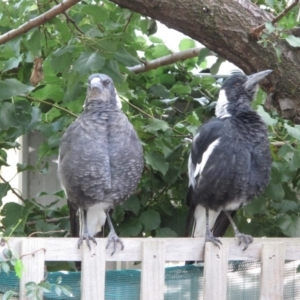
<box><xmin>185</xmin><ymin>70</ymin><xmax>272</xmax><ymax>249</ymax></box>
<box><xmin>58</xmin><ymin>74</ymin><xmax>144</xmax><ymax>254</ymax></box>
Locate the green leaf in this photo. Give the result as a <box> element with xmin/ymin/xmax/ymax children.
<box><xmin>112</xmin><ymin>205</ymin><xmax>124</xmax><ymax>223</ymax></box>
<box><xmin>51</xmin><ymin>47</ymin><xmax>74</xmax><ymax>73</ymax></box>
<box><xmin>285</xmin><ymin>35</ymin><xmax>300</xmax><ymax>48</ymax></box>
<box><xmin>101</xmin><ymin>60</ymin><xmax>125</xmax><ymax>84</ymax></box>
<box><xmin>264</xmin><ymin>182</ymin><xmax>284</xmax><ymax>201</ymax></box>
<box><xmin>2</xmin><ymin>57</ymin><xmax>20</xmax><ymax>72</ymax></box>
<box><xmin>145</xmin><ymin>151</ymin><xmax>169</xmax><ymax>175</ymax></box>
<box><xmin>2</xmin><ymin>262</ymin><xmax>10</xmax><ymax>273</ymax></box>
<box><xmin>17</xmin><ymin>163</ymin><xmax>35</xmax><ymax>173</ymax></box>
<box><xmin>55</xmin><ymin>286</ymin><xmax>62</xmax><ymax>296</ymax></box>
<box><xmin>170</xmin><ymin>83</ymin><xmax>191</xmax><ymax>95</ymax></box>
<box><xmin>0</xmin><ymin>183</ymin><xmax>10</xmax><ymax>204</ymax></box>
<box><xmin>197</xmin><ymin>48</ymin><xmax>210</xmax><ymax>65</ymax></box>
<box><xmin>60</xmin><ymin>285</ymin><xmax>73</xmax><ymax>297</ymax></box>
<box><xmin>2</xmin><ymin>201</ymin><xmax>35</xmax><ymax>233</ymax></box>
<box><xmin>271</xmin><ymin>200</ymin><xmax>300</xmax><ymax>214</ymax></box>
<box><xmin>114</xmin><ymin>48</ymin><xmax>140</xmax><ymax>66</ymax></box>
<box><xmin>33</xmin><ymin>85</ymin><xmax>64</xmax><ymax>102</ymax></box>
<box><xmin>0</xmin><ymin>79</ymin><xmax>33</xmax><ymax>101</ymax></box>
<box><xmin>179</xmin><ymin>38</ymin><xmax>196</xmax><ymax>51</ymax></box>
<box><xmin>119</xmin><ymin>217</ymin><xmax>142</xmax><ymax>237</ymax></box>
<box><xmin>27</xmin><ymin>30</ymin><xmax>41</xmax><ymax>55</ymax></box>
<box><xmin>257</xmin><ymin>106</ymin><xmax>277</xmax><ymax>126</ymax></box>
<box><xmin>73</xmin><ymin>52</ymin><xmax>105</xmax><ymax>75</ymax></box>
<box><xmin>14</xmin><ymin>259</ymin><xmax>24</xmax><ymax>278</ymax></box>
<box><xmin>3</xmin><ymin>290</ymin><xmax>17</xmax><ymax>300</ymax></box>
<box><xmin>122</xmin><ymin>195</ymin><xmax>140</xmax><ymax>215</ymax></box>
<box><xmin>145</xmin><ymin>119</ymin><xmax>169</xmax><ymax>133</ymax></box>
<box><xmin>38</xmin><ymin>281</ymin><xmax>51</xmax><ymax>293</ymax></box>
<box><xmin>155</xmin><ymin>227</ymin><xmax>177</xmax><ymax>237</ymax></box>
<box><xmin>284</xmin><ymin>123</ymin><xmax>300</xmax><ymax>140</ymax></box>
<box><xmin>3</xmin><ymin>248</ymin><xmax>13</xmax><ymax>259</ymax></box>
<box><xmin>265</xmin><ymin>21</ymin><xmax>276</xmax><ymax>34</ymax></box>
<box><xmin>277</xmin><ymin>215</ymin><xmax>300</xmax><ymax>237</ymax></box>
<box><xmin>210</xmin><ymin>57</ymin><xmax>225</xmax><ymax>75</ymax></box>
<box><xmin>149</xmin><ymin>84</ymin><xmax>169</xmax><ymax>98</ymax></box>
<box><xmin>140</xmin><ymin>210</ymin><xmax>161</xmax><ymax>231</ymax></box>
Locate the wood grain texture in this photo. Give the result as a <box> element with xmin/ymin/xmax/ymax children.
<box><xmin>81</xmin><ymin>239</ymin><xmax>106</xmax><ymax>300</ymax></box>
<box><xmin>19</xmin><ymin>239</ymin><xmax>45</xmax><ymax>299</ymax></box>
<box><xmin>140</xmin><ymin>240</ymin><xmax>165</xmax><ymax>300</ymax></box>
<box><xmin>203</xmin><ymin>242</ymin><xmax>228</xmax><ymax>300</ymax></box>
<box><xmin>2</xmin><ymin>237</ymin><xmax>300</xmax><ymax>261</ymax></box>
<box><xmin>260</xmin><ymin>242</ymin><xmax>285</xmax><ymax>300</ymax></box>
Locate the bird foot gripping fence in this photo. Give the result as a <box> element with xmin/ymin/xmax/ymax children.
<box><xmin>1</xmin><ymin>238</ymin><xmax>300</xmax><ymax>299</ymax></box>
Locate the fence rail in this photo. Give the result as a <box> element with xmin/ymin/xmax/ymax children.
<box><xmin>2</xmin><ymin>237</ymin><xmax>300</xmax><ymax>299</ymax></box>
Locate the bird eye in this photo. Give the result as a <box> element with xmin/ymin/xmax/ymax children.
<box><xmin>103</xmin><ymin>79</ymin><xmax>110</xmax><ymax>86</ymax></box>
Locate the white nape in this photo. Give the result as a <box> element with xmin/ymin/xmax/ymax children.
<box><xmin>215</xmin><ymin>89</ymin><xmax>231</xmax><ymax>118</ymax></box>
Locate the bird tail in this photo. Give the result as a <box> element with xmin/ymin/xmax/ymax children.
<box><xmin>185</xmin><ymin>186</ymin><xmax>196</xmax><ymax>237</ymax></box>
<box><xmin>213</xmin><ymin>211</ymin><xmax>236</xmax><ymax>237</ymax></box>
<box><xmin>68</xmin><ymin>200</ymin><xmax>79</xmax><ymax>238</ymax></box>
<box><xmin>185</xmin><ymin>185</ymin><xmax>222</xmax><ymax>238</ymax></box>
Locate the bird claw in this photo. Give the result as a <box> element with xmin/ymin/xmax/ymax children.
<box><xmin>205</xmin><ymin>230</ymin><xmax>222</xmax><ymax>248</ymax></box>
<box><xmin>106</xmin><ymin>231</ymin><xmax>124</xmax><ymax>256</ymax></box>
<box><xmin>78</xmin><ymin>234</ymin><xmax>97</xmax><ymax>250</ymax></box>
<box><xmin>236</xmin><ymin>233</ymin><xmax>253</xmax><ymax>250</ymax></box>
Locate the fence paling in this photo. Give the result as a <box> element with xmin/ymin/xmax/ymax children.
<box><xmin>1</xmin><ymin>237</ymin><xmax>298</xmax><ymax>300</ymax></box>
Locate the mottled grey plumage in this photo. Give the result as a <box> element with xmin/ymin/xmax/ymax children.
<box><xmin>58</xmin><ymin>74</ymin><xmax>144</xmax><ymax>254</ymax></box>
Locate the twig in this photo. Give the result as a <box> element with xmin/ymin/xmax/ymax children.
<box><xmin>123</xmin><ymin>12</ymin><xmax>133</xmax><ymax>32</ymax></box>
<box><xmin>0</xmin><ymin>175</ymin><xmax>25</xmax><ymax>203</ymax></box>
<box><xmin>20</xmin><ymin>248</ymin><xmax>46</xmax><ymax>258</ymax></box>
<box><xmin>28</xmin><ymin>230</ymin><xmax>65</xmax><ymax>237</ymax></box>
<box><xmin>53</xmin><ymin>0</ymin><xmax>84</xmax><ymax>35</ymax></box>
<box><xmin>251</xmin><ymin>0</ymin><xmax>300</xmax><ymax>37</ymax></box>
<box><xmin>25</xmin><ymin>95</ymin><xmax>78</xmax><ymax>117</ymax></box>
<box><xmin>0</xmin><ymin>0</ymin><xmax>81</xmax><ymax>45</ymax></box>
<box><xmin>128</xmin><ymin>47</ymin><xmax>205</xmax><ymax>74</ymax></box>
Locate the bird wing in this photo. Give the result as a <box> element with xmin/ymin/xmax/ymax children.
<box><xmin>185</xmin><ymin>118</ymin><xmax>225</xmax><ymax>237</ymax></box>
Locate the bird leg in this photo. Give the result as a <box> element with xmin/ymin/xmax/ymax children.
<box><xmin>224</xmin><ymin>211</ymin><xmax>253</xmax><ymax>250</ymax></box>
<box><xmin>106</xmin><ymin>212</ymin><xmax>124</xmax><ymax>255</ymax></box>
<box><xmin>205</xmin><ymin>208</ymin><xmax>222</xmax><ymax>248</ymax></box>
<box><xmin>78</xmin><ymin>209</ymin><xmax>97</xmax><ymax>250</ymax></box>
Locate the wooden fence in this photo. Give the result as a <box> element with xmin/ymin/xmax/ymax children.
<box><xmin>2</xmin><ymin>237</ymin><xmax>300</xmax><ymax>299</ymax></box>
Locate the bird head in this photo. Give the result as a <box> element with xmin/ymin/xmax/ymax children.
<box><xmin>215</xmin><ymin>69</ymin><xmax>272</xmax><ymax>118</ymax></box>
<box><xmin>84</xmin><ymin>73</ymin><xmax>122</xmax><ymax>109</ymax></box>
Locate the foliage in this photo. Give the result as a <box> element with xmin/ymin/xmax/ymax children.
<box><xmin>0</xmin><ymin>0</ymin><xmax>299</xmax><ymax>276</ymax></box>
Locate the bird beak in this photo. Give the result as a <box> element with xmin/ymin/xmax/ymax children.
<box><xmin>90</xmin><ymin>77</ymin><xmax>103</xmax><ymax>91</ymax></box>
<box><xmin>244</xmin><ymin>70</ymin><xmax>272</xmax><ymax>89</ymax></box>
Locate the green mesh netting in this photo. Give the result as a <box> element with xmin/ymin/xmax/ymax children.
<box><xmin>1</xmin><ymin>261</ymin><xmax>300</xmax><ymax>299</ymax></box>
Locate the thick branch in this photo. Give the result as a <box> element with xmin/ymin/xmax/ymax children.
<box><xmin>129</xmin><ymin>47</ymin><xmax>204</xmax><ymax>73</ymax></box>
<box><xmin>0</xmin><ymin>0</ymin><xmax>81</xmax><ymax>45</ymax></box>
<box><xmin>110</xmin><ymin>0</ymin><xmax>300</xmax><ymax>122</ymax></box>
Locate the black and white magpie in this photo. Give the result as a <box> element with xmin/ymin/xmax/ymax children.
<box><xmin>185</xmin><ymin>70</ymin><xmax>272</xmax><ymax>249</ymax></box>
<box><xmin>58</xmin><ymin>74</ymin><xmax>144</xmax><ymax>254</ymax></box>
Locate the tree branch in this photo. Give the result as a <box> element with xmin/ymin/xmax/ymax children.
<box><xmin>0</xmin><ymin>0</ymin><xmax>81</xmax><ymax>45</ymax></box>
<box><xmin>128</xmin><ymin>47</ymin><xmax>205</xmax><ymax>74</ymax></box>
<box><xmin>0</xmin><ymin>175</ymin><xmax>25</xmax><ymax>203</ymax></box>
<box><xmin>53</xmin><ymin>0</ymin><xmax>85</xmax><ymax>35</ymax></box>
<box><xmin>25</xmin><ymin>95</ymin><xmax>78</xmax><ymax>118</ymax></box>
<box><xmin>251</xmin><ymin>0</ymin><xmax>300</xmax><ymax>37</ymax></box>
